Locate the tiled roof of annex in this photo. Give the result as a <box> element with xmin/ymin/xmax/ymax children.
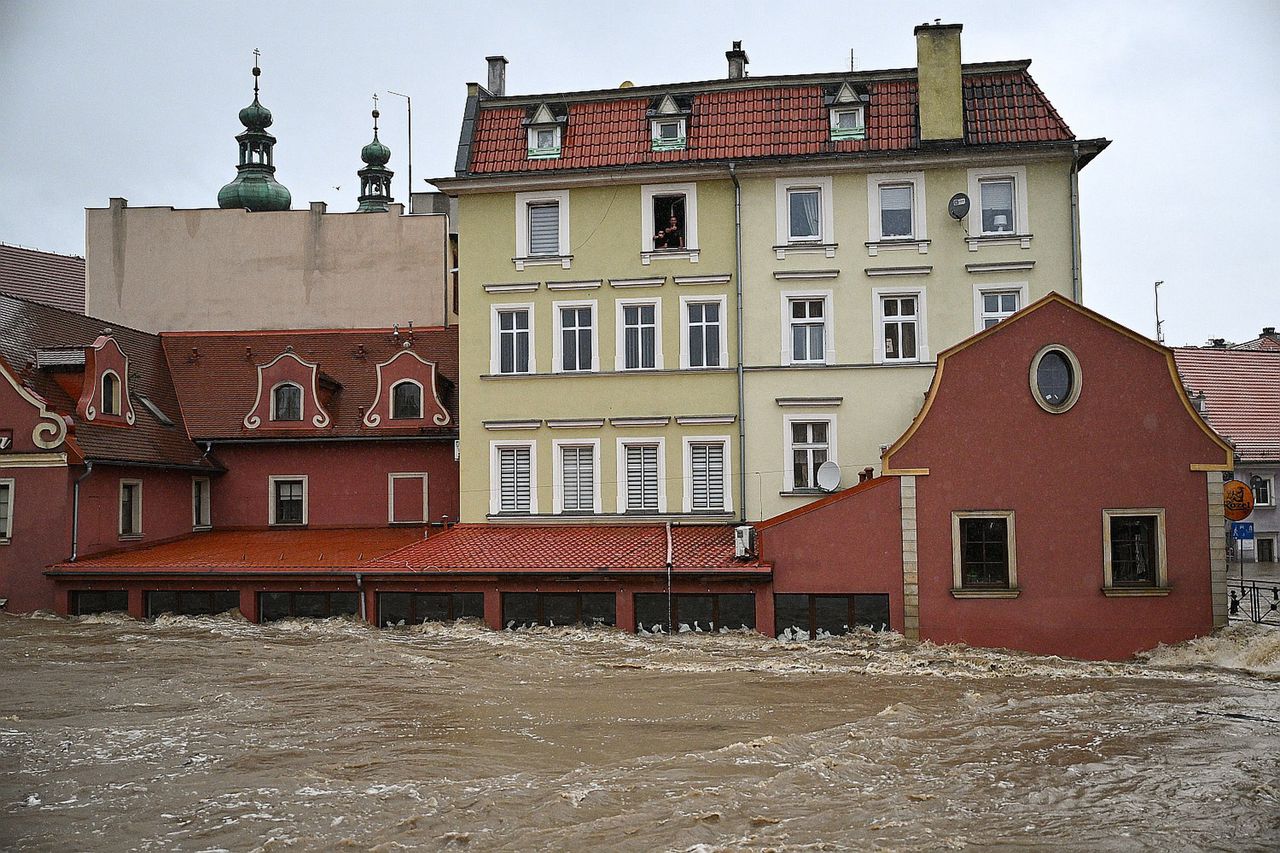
<box><xmin>460</xmin><ymin>62</ymin><xmax>1085</xmax><ymax>176</ymax></box>
<box><xmin>0</xmin><ymin>243</ymin><xmax>86</xmax><ymax>314</ymax></box>
<box><xmin>0</xmin><ymin>293</ymin><xmax>211</xmax><ymax>468</ymax></box>
<box><xmin>48</xmin><ymin>528</ymin><xmax>425</xmax><ymax>574</ymax></box>
<box><xmin>367</xmin><ymin>524</ymin><xmax>767</xmax><ymax>574</ymax></box>
<box><xmin>161</xmin><ymin>326</ymin><xmax>459</xmax><ymax>440</ymax></box>
<box><xmin>1174</xmin><ymin>347</ymin><xmax>1280</xmax><ymax>463</ymax></box>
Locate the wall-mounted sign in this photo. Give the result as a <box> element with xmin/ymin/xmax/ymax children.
<box><xmin>1231</xmin><ymin>521</ymin><xmax>1255</xmax><ymax>541</ymax></box>
<box><xmin>1223</xmin><ymin>479</ymin><xmax>1254</xmax><ymax>522</ymax></box>
<box><xmin>0</xmin><ymin>429</ymin><xmax>12</xmax><ymax>451</ymax></box>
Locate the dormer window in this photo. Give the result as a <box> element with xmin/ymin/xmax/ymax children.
<box><xmin>648</xmin><ymin>94</ymin><xmax>690</xmax><ymax>152</ymax></box>
<box><xmin>524</xmin><ymin>103</ymin><xmax>564</xmax><ymax>159</ymax></box>
<box><xmin>826</xmin><ymin>82</ymin><xmax>868</xmax><ymax>141</ymax></box>
<box><xmin>391</xmin><ymin>380</ymin><xmax>423</xmax><ymax>419</ymax></box>
<box><xmin>100</xmin><ymin>371</ymin><xmax>121</xmax><ymax>416</ymax></box>
<box><xmin>271</xmin><ymin>382</ymin><xmax>303</xmax><ymax>421</ymax></box>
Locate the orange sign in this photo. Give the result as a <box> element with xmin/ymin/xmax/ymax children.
<box><xmin>1223</xmin><ymin>480</ymin><xmax>1254</xmax><ymax>521</ymax></box>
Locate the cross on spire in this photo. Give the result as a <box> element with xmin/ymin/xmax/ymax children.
<box><xmin>252</xmin><ymin>48</ymin><xmax>261</xmax><ymax>95</ymax></box>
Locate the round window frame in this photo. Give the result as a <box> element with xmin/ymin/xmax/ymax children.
<box><xmin>1028</xmin><ymin>344</ymin><xmax>1082</xmax><ymax>413</ymax></box>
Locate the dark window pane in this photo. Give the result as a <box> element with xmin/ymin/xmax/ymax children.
<box><xmin>541</xmin><ymin>593</ymin><xmax>579</xmax><ymax>626</ymax></box>
<box><xmin>147</xmin><ymin>591</ymin><xmax>177</xmax><ymax>618</ymax></box>
<box><xmin>813</xmin><ymin>596</ymin><xmax>851</xmax><ymax>637</ymax></box>
<box><xmin>380</xmin><ymin>593</ymin><xmax>412</xmax><ymax>626</ymax></box>
<box><xmin>293</xmin><ymin>593</ymin><xmax>328</xmax><ymax>618</ymax></box>
<box><xmin>73</xmin><ymin>590</ymin><xmax>128</xmax><ymax>615</ymax></box>
<box><xmin>674</xmin><ymin>595</ymin><xmax>714</xmax><ymax>633</ymax></box>
<box><xmin>178</xmin><ymin>591</ymin><xmax>216</xmax><ymax>616</ymax></box>
<box><xmin>853</xmin><ymin>594</ymin><xmax>890</xmax><ymax>631</ymax></box>
<box><xmin>717</xmin><ymin>594</ymin><xmax>756</xmax><ymax>630</ymax></box>
<box><xmin>635</xmin><ymin>593</ymin><xmax>670</xmax><ymax>633</ymax></box>
<box><xmin>580</xmin><ymin>593</ymin><xmax>616</xmax><ymax>627</ymax></box>
<box><xmin>213</xmin><ymin>591</ymin><xmax>240</xmax><ymax>615</ymax></box>
<box><xmin>453</xmin><ymin>593</ymin><xmax>485</xmax><ymax>620</ymax></box>
<box><xmin>259</xmin><ymin>592</ymin><xmax>292</xmax><ymax>621</ymax></box>
<box><xmin>774</xmin><ymin>594</ymin><xmax>811</xmax><ymax>639</ymax></box>
<box><xmin>273</xmin><ymin>384</ymin><xmax>302</xmax><ymax>421</ymax></box>
<box><xmin>329</xmin><ymin>593</ymin><xmax>359</xmax><ymax>617</ymax></box>
<box><xmin>414</xmin><ymin>593</ymin><xmax>451</xmax><ymax>622</ymax></box>
<box><xmin>503</xmin><ymin>592</ymin><xmax>539</xmax><ymax>629</ymax></box>
<box><xmin>1036</xmin><ymin>351</ymin><xmax>1074</xmax><ymax>407</ymax></box>
<box><xmin>392</xmin><ymin>383</ymin><xmax>422</xmax><ymax>419</ymax></box>
<box><xmin>1111</xmin><ymin>516</ymin><xmax>1158</xmax><ymax>586</ymax></box>
<box><xmin>960</xmin><ymin>518</ymin><xmax>1009</xmax><ymax>588</ymax></box>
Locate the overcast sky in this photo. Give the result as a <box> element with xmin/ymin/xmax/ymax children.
<box><xmin>2</xmin><ymin>0</ymin><xmax>1277</xmax><ymax>345</ymax></box>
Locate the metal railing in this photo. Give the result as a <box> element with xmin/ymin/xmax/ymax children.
<box><xmin>1228</xmin><ymin>580</ymin><xmax>1280</xmax><ymax>625</ymax></box>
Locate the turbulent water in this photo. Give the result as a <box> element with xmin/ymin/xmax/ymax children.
<box><xmin>1</xmin><ymin>614</ymin><xmax>1277</xmax><ymax>852</ymax></box>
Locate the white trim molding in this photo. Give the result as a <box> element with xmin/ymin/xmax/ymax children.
<box><xmin>679</xmin><ymin>294</ymin><xmax>729</xmax><ymax>370</ymax></box>
<box><xmin>972</xmin><ymin>282</ymin><xmax>1030</xmax><ymax>334</ymax></box>
<box><xmin>268</xmin><ymin>475</ymin><xmax>309</xmax><ymax>526</ymax></box>
<box><xmin>551</xmin><ymin>298</ymin><xmax>599</xmax><ymax>374</ymax></box>
<box><xmin>552</xmin><ymin>438</ymin><xmax>601</xmax><ymax>515</ymax></box>
<box><xmin>616</xmin><ymin>436</ymin><xmax>667</xmax><ymax>514</ymax></box>
<box><xmin>490</xmin><ymin>302</ymin><xmax>536</xmax><ymax>376</ymax></box>
<box><xmin>967</xmin><ymin>165</ymin><xmax>1030</xmax><ymax>241</ymax></box>
<box><xmin>615</xmin><ymin>297</ymin><xmax>664</xmax><ymax>371</ymax></box>
<box><xmin>514</xmin><ymin>188</ymin><xmax>571</xmax><ymax>270</ymax></box>
<box><xmin>781</xmin><ymin>413</ymin><xmax>837</xmax><ymax>494</ymax></box>
<box><xmin>0</xmin><ymin>359</ymin><xmax>67</xmax><ymax>449</ymax></box>
<box><xmin>641</xmin><ymin>182</ymin><xmax>699</xmax><ymax>263</ymax></box>
<box><xmin>780</xmin><ymin>289</ymin><xmax>835</xmax><ymax>366</ymax></box>
<box><xmin>244</xmin><ymin>350</ymin><xmax>331</xmax><ymax>430</ymax></box>
<box><xmin>387</xmin><ymin>472</ymin><xmax>430</xmax><ymax>524</ymax></box>
<box><xmin>866</xmin><ymin>171</ymin><xmax>928</xmax><ymax>254</ymax></box>
<box><xmin>489</xmin><ymin>440</ymin><xmax>538</xmax><ymax>516</ymax></box>
<box><xmin>362</xmin><ymin>349</ymin><xmax>451</xmax><ymax>427</ymax></box>
<box><xmin>775</xmin><ymin>176</ymin><xmax>836</xmax><ymax>258</ymax></box>
<box><xmin>872</xmin><ymin>286</ymin><xmax>929</xmax><ymax>364</ymax></box>
<box><xmin>681</xmin><ymin>434</ymin><xmax>733</xmax><ymax>514</ymax></box>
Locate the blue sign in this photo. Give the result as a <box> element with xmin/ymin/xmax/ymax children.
<box><xmin>1231</xmin><ymin>522</ymin><xmax>1254</xmax><ymax>541</ymax></box>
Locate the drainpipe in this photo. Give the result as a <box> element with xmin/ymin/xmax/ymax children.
<box><xmin>729</xmin><ymin>164</ymin><xmax>746</xmax><ymax>522</ymax></box>
<box><xmin>1070</xmin><ymin>142</ymin><xmax>1081</xmax><ymax>303</ymax></box>
<box><xmin>665</xmin><ymin>521</ymin><xmax>673</xmax><ymax>634</ymax></box>
<box><xmin>356</xmin><ymin>572</ymin><xmax>367</xmax><ymax>623</ymax></box>
<box><xmin>70</xmin><ymin>461</ymin><xmax>94</xmax><ymax>561</ymax></box>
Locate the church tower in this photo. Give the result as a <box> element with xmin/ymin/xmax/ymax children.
<box><xmin>356</xmin><ymin>97</ymin><xmax>394</xmax><ymax>213</ymax></box>
<box><xmin>218</xmin><ymin>51</ymin><xmax>292</xmax><ymax>212</ymax></box>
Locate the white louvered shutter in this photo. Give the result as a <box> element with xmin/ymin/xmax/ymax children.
<box><xmin>690</xmin><ymin>443</ymin><xmax>724</xmax><ymax>511</ymax></box>
<box><xmin>561</xmin><ymin>445</ymin><xmax>594</xmax><ymax>511</ymax></box>
<box><xmin>528</xmin><ymin>202</ymin><xmax>560</xmax><ymax>256</ymax></box>
<box><xmin>499</xmin><ymin>446</ymin><xmax>531</xmax><ymax>512</ymax></box>
<box><xmin>626</xmin><ymin>445</ymin><xmax>659</xmax><ymax>511</ymax></box>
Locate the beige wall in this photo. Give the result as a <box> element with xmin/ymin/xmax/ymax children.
<box><xmin>86</xmin><ymin>198</ymin><xmax>451</xmax><ymax>332</ymax></box>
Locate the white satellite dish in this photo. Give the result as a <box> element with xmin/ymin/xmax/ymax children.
<box><xmin>815</xmin><ymin>460</ymin><xmax>841</xmax><ymax>493</ymax></box>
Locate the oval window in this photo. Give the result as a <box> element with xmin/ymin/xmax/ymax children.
<box><xmin>1029</xmin><ymin>345</ymin><xmax>1082</xmax><ymax>412</ymax></box>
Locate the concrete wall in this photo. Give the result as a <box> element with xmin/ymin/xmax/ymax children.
<box><xmin>86</xmin><ymin>199</ymin><xmax>450</xmax><ymax>332</ymax></box>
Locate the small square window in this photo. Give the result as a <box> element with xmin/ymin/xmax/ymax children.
<box><xmin>1102</xmin><ymin>509</ymin><xmax>1168</xmax><ymax>592</ymax></box>
<box><xmin>981</xmin><ymin>290</ymin><xmax>1021</xmax><ymax>329</ymax></box>
<box><xmin>980</xmin><ymin>178</ymin><xmax>1016</xmax><ymax>234</ymax></box>
<box><xmin>271</xmin><ymin>478</ymin><xmax>306</xmax><ymax>526</ymax></box>
<box><xmin>830</xmin><ymin>107</ymin><xmax>865</xmax><ymax>139</ymax></box>
<box><xmin>951</xmin><ymin>512</ymin><xmax>1018</xmax><ymax>595</ymax></box>
<box><xmin>651</xmin><ymin>118</ymin><xmax>687</xmax><ymax>151</ymax></box>
<box><xmin>527</xmin><ymin>125</ymin><xmax>561</xmax><ymax>159</ymax></box>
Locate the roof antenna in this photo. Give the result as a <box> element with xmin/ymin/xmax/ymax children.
<box><xmin>1154</xmin><ymin>280</ymin><xmax>1165</xmax><ymax>344</ymax></box>
<box><xmin>849</xmin><ymin>48</ymin><xmax>858</xmax><ymax>71</ymax></box>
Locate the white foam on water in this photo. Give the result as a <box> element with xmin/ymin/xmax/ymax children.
<box><xmin>1139</xmin><ymin>622</ymin><xmax>1280</xmax><ymax>676</ymax></box>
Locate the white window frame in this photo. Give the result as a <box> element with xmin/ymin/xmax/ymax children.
<box><xmin>615</xmin><ymin>298</ymin><xmax>664</xmax><ymax>371</ymax></box>
<box><xmin>616</xmin><ymin>437</ymin><xmax>667</xmax><ymax>514</ymax></box>
<box><xmin>0</xmin><ymin>478</ymin><xmax>13</xmax><ymax>543</ymax></box>
<box><xmin>270</xmin><ymin>381</ymin><xmax>304</xmax><ymax>422</ymax></box>
<box><xmin>490</xmin><ymin>303</ymin><xmax>536</xmax><ymax>375</ymax></box>
<box><xmin>514</xmin><ymin>189</ymin><xmax>570</xmax><ymax>267</ymax></box>
<box><xmin>1102</xmin><ymin>508</ymin><xmax>1169</xmax><ymax>591</ymax></box>
<box><xmin>782</xmin><ymin>415</ymin><xmax>837</xmax><ymax>493</ymax></box>
<box><xmin>387</xmin><ymin>472</ymin><xmax>429</xmax><ymax>524</ymax></box>
<box><xmin>679</xmin><ymin>295</ymin><xmax>728</xmax><ymax>370</ymax></box>
<box><xmin>972</xmin><ymin>283</ymin><xmax>1029</xmax><ymax>333</ymax></box>
<box><xmin>552</xmin><ymin>439</ymin><xmax>600</xmax><ymax>515</ymax></box>
<box><xmin>872</xmin><ymin>286</ymin><xmax>928</xmax><ymax>364</ymax></box>
<box><xmin>650</xmin><ymin>118</ymin><xmax>687</xmax><ymax>150</ymax></box>
<box><xmin>967</xmin><ymin>166</ymin><xmax>1029</xmax><ymax>237</ymax></box>
<box><xmin>951</xmin><ymin>510</ymin><xmax>1019</xmax><ymax>593</ymax></box>
<box><xmin>192</xmin><ymin>476</ymin><xmax>211</xmax><ymax>530</ymax></box>
<box><xmin>1252</xmin><ymin>475</ymin><xmax>1274</xmax><ymax>507</ymax></box>
<box><xmin>829</xmin><ymin>105</ymin><xmax>866</xmax><ymax>137</ymax></box>
<box><xmin>100</xmin><ymin>369</ymin><xmax>123</xmax><ymax>416</ymax></box>
<box><xmin>775</xmin><ymin>177</ymin><xmax>834</xmax><ymax>245</ymax></box>
<box><xmin>780</xmin><ymin>290</ymin><xmax>835</xmax><ymax>366</ymax></box>
<box><xmin>118</xmin><ymin>479</ymin><xmax>143</xmax><ymax>537</ymax></box>
<box><xmin>489</xmin><ymin>440</ymin><xmax>538</xmax><ymax>516</ymax></box>
<box><xmin>268</xmin><ymin>475</ymin><xmax>308</xmax><ymax>526</ymax></box>
<box><xmin>527</xmin><ymin>124</ymin><xmax>562</xmax><ymax>158</ymax></box>
<box><xmin>640</xmin><ymin>182</ymin><xmax>699</xmax><ymax>253</ymax></box>
<box><xmin>866</xmin><ymin>171</ymin><xmax>927</xmax><ymax>243</ymax></box>
<box><xmin>390</xmin><ymin>379</ymin><xmax>425</xmax><ymax>420</ymax></box>
<box><xmin>682</xmin><ymin>436</ymin><xmax>732</xmax><ymax>513</ymax></box>
<box><xmin>552</xmin><ymin>299</ymin><xmax>598</xmax><ymax>374</ymax></box>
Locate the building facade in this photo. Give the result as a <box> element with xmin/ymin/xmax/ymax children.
<box><xmin>433</xmin><ymin>22</ymin><xmax>1107</xmax><ymax>524</ymax></box>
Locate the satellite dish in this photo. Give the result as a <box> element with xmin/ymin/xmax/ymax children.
<box><xmin>815</xmin><ymin>460</ymin><xmax>841</xmax><ymax>493</ymax></box>
<box><xmin>948</xmin><ymin>192</ymin><xmax>970</xmax><ymax>220</ymax></box>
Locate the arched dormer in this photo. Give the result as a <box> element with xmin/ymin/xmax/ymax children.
<box><xmin>243</xmin><ymin>350</ymin><xmax>332</xmax><ymax>430</ymax></box>
<box><xmin>363</xmin><ymin>349</ymin><xmax>450</xmax><ymax>428</ymax></box>
<box><xmin>391</xmin><ymin>379</ymin><xmax>423</xmax><ymax>420</ymax></box>
<box><xmin>78</xmin><ymin>335</ymin><xmax>135</xmax><ymax>426</ymax></box>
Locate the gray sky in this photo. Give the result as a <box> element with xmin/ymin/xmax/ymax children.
<box><xmin>2</xmin><ymin>0</ymin><xmax>1277</xmax><ymax>345</ymax></box>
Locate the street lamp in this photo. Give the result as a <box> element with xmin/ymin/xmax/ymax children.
<box><xmin>386</xmin><ymin>90</ymin><xmax>412</xmax><ymax>212</ymax></box>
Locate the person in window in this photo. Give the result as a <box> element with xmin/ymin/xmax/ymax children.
<box><xmin>654</xmin><ymin>214</ymin><xmax>683</xmax><ymax>250</ymax></box>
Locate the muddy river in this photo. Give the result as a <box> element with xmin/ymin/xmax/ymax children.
<box><xmin>1</xmin><ymin>614</ymin><xmax>1277</xmax><ymax>851</ymax></box>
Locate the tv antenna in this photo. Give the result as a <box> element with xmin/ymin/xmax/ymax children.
<box><xmin>1154</xmin><ymin>280</ymin><xmax>1165</xmax><ymax>344</ymax></box>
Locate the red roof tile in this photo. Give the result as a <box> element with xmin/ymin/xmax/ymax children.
<box><xmin>48</xmin><ymin>528</ymin><xmax>424</xmax><ymax>574</ymax></box>
<box><xmin>464</xmin><ymin>68</ymin><xmax>1074</xmax><ymax>175</ymax></box>
<box><xmin>161</xmin><ymin>327</ymin><xmax>458</xmax><ymax>440</ymax></box>
<box><xmin>0</xmin><ymin>243</ymin><xmax>86</xmax><ymax>314</ymax></box>
<box><xmin>1174</xmin><ymin>348</ymin><xmax>1280</xmax><ymax>463</ymax></box>
<box><xmin>367</xmin><ymin>524</ymin><xmax>767</xmax><ymax>574</ymax></box>
<box><xmin>0</xmin><ymin>294</ymin><xmax>211</xmax><ymax>468</ymax></box>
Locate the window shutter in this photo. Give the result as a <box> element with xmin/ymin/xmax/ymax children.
<box><xmin>499</xmin><ymin>447</ymin><xmax>531</xmax><ymax>512</ymax></box>
<box><xmin>562</xmin><ymin>446</ymin><xmax>593</xmax><ymax>511</ymax></box>
<box><xmin>528</xmin><ymin>202</ymin><xmax>559</xmax><ymax>256</ymax></box>
<box><xmin>691</xmin><ymin>443</ymin><xmax>724</xmax><ymax>511</ymax></box>
<box><xmin>626</xmin><ymin>445</ymin><xmax>659</xmax><ymax>511</ymax></box>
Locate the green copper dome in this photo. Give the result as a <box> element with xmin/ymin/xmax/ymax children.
<box><xmin>356</xmin><ymin>104</ymin><xmax>394</xmax><ymax>213</ymax></box>
<box><xmin>362</xmin><ymin>133</ymin><xmax>391</xmax><ymax>167</ymax></box>
<box><xmin>218</xmin><ymin>58</ymin><xmax>291</xmax><ymax>212</ymax></box>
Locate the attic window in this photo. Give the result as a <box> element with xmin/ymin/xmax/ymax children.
<box><xmin>136</xmin><ymin>394</ymin><xmax>175</xmax><ymax>427</ymax></box>
<box><xmin>101</xmin><ymin>371</ymin><xmax>121</xmax><ymax>416</ymax></box>
<box><xmin>527</xmin><ymin>125</ymin><xmax>561</xmax><ymax>159</ymax></box>
<box><xmin>830</xmin><ymin>106</ymin><xmax>865</xmax><ymax>140</ymax></box>
<box><xmin>651</xmin><ymin>118</ymin><xmax>686</xmax><ymax>151</ymax></box>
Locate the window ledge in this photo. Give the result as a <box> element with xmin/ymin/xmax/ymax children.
<box><xmin>118</xmin><ymin>534</ymin><xmax>144</xmax><ymax>541</ymax></box>
<box><xmin>641</xmin><ymin>248</ymin><xmax>699</xmax><ymax>265</ymax></box>
<box><xmin>873</xmin><ymin>359</ymin><xmax>926</xmax><ymax>367</ymax></box>
<box><xmin>779</xmin><ymin>489</ymin><xmax>826</xmax><ymax>497</ymax></box>
<box><xmin>866</xmin><ymin>239</ymin><xmax>930</xmax><ymax>257</ymax></box>
<box><xmin>269</xmin><ymin>523</ymin><xmax>308</xmax><ymax>529</ymax></box>
<box><xmin>514</xmin><ymin>254</ymin><xmax>572</xmax><ymax>272</ymax></box>
<box><xmin>774</xmin><ymin>242</ymin><xmax>837</xmax><ymax>260</ymax></box>
<box><xmin>1102</xmin><ymin>586</ymin><xmax>1172</xmax><ymax>597</ymax></box>
<box><xmin>951</xmin><ymin>588</ymin><xmax>1021</xmax><ymax>599</ymax></box>
<box><xmin>0</xmin><ymin>538</ymin><xmax>10</xmax><ymax>546</ymax></box>
<box><xmin>966</xmin><ymin>233</ymin><xmax>1033</xmax><ymax>252</ymax></box>
<box><xmin>192</xmin><ymin>525</ymin><xmax>212</xmax><ymax>533</ymax></box>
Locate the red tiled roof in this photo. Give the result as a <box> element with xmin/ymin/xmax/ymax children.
<box><xmin>161</xmin><ymin>327</ymin><xmax>459</xmax><ymax>440</ymax></box>
<box><xmin>0</xmin><ymin>243</ymin><xmax>86</xmax><ymax>314</ymax></box>
<box><xmin>1174</xmin><ymin>348</ymin><xmax>1280</xmax><ymax>463</ymax></box>
<box><xmin>1231</xmin><ymin>332</ymin><xmax>1280</xmax><ymax>352</ymax></box>
<box><xmin>465</xmin><ymin>67</ymin><xmax>1074</xmax><ymax>174</ymax></box>
<box><xmin>367</xmin><ymin>524</ymin><xmax>767</xmax><ymax>574</ymax></box>
<box><xmin>0</xmin><ymin>294</ymin><xmax>211</xmax><ymax>468</ymax></box>
<box><xmin>48</xmin><ymin>528</ymin><xmax>424</xmax><ymax>574</ymax></box>
<box><xmin>755</xmin><ymin>476</ymin><xmax>895</xmax><ymax>531</ymax></box>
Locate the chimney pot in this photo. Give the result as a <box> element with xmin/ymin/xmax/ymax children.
<box><xmin>1263</xmin><ymin>326</ymin><xmax>1276</xmax><ymax>335</ymax></box>
<box><xmin>485</xmin><ymin>55</ymin><xmax>508</xmax><ymax>96</ymax></box>
<box><xmin>726</xmin><ymin>40</ymin><xmax>749</xmax><ymax>80</ymax></box>
<box><xmin>914</xmin><ymin>21</ymin><xmax>964</xmax><ymax>142</ymax></box>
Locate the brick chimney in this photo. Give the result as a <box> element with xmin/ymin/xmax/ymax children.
<box><xmin>726</xmin><ymin>41</ymin><xmax>749</xmax><ymax>79</ymax></box>
<box><xmin>914</xmin><ymin>21</ymin><xmax>964</xmax><ymax>142</ymax></box>
<box><xmin>486</xmin><ymin>55</ymin><xmax>508</xmax><ymax>96</ymax></box>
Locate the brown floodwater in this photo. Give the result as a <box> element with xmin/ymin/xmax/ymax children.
<box><xmin>1</xmin><ymin>613</ymin><xmax>1277</xmax><ymax>851</ymax></box>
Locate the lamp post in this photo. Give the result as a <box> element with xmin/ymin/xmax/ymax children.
<box><xmin>386</xmin><ymin>90</ymin><xmax>412</xmax><ymax>212</ymax></box>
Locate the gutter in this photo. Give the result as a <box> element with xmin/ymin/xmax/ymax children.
<box><xmin>69</xmin><ymin>461</ymin><xmax>94</xmax><ymax>562</ymax></box>
<box><xmin>729</xmin><ymin>164</ymin><xmax>747</xmax><ymax>523</ymax></box>
<box><xmin>1070</xmin><ymin>142</ymin><xmax>1082</xmax><ymax>302</ymax></box>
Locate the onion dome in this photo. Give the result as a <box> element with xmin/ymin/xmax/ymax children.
<box><xmin>361</xmin><ymin>110</ymin><xmax>391</xmax><ymax>166</ymax></box>
<box><xmin>218</xmin><ymin>53</ymin><xmax>291</xmax><ymax>212</ymax></box>
<box><xmin>356</xmin><ymin>99</ymin><xmax>394</xmax><ymax>213</ymax></box>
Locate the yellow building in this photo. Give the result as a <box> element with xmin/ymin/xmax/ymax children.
<box><xmin>434</xmin><ymin>24</ymin><xmax>1107</xmax><ymax>523</ymax></box>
